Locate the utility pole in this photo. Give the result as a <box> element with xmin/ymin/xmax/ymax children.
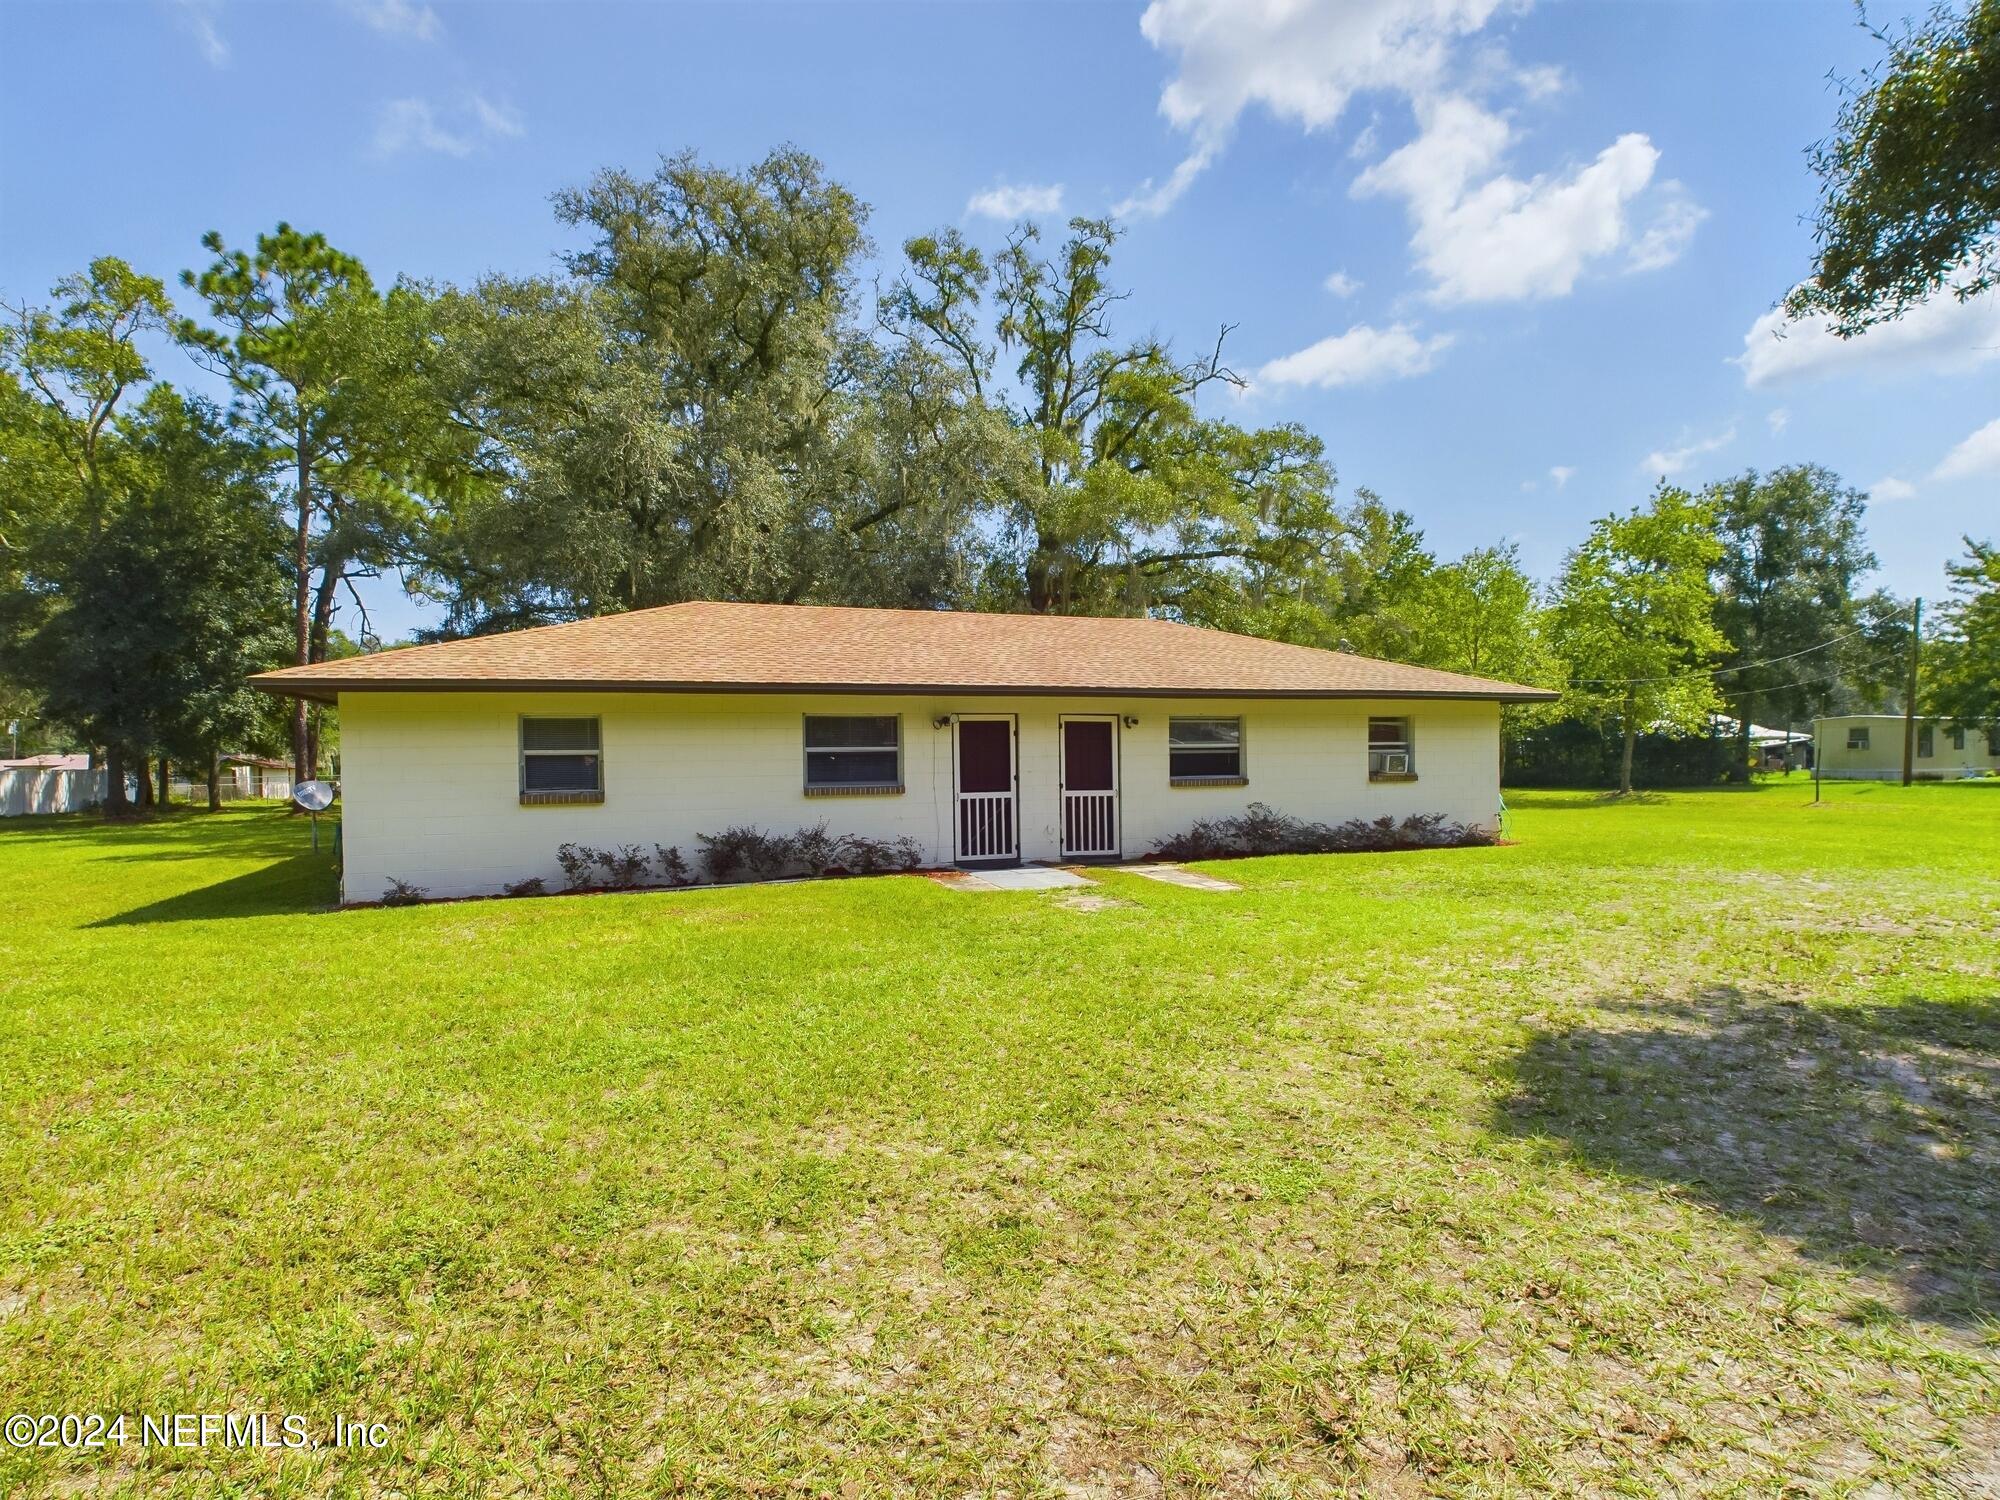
<box><xmin>1900</xmin><ymin>597</ymin><xmax>1922</xmax><ymax>787</ymax></box>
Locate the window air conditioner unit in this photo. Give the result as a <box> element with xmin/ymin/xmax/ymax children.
<box><xmin>1381</xmin><ymin>752</ymin><xmax>1410</xmax><ymax>775</ymax></box>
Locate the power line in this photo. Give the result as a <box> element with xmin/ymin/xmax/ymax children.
<box><xmin>1719</xmin><ymin>668</ymin><xmax>1849</xmax><ymax>700</ymax></box>
<box><xmin>1567</xmin><ymin>625</ymin><xmax>1870</xmax><ymax>687</ymax></box>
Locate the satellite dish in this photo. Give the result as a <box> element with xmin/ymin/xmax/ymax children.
<box><xmin>294</xmin><ymin>780</ymin><xmax>335</xmax><ymax>812</ymax></box>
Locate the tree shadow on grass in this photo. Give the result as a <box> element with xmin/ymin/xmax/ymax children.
<box><xmin>88</xmin><ymin>849</ymin><xmax>338</xmax><ymax>924</ymax></box>
<box><xmin>1493</xmin><ymin>987</ymin><xmax>2000</xmax><ymax>1329</ymax></box>
<box><xmin>58</xmin><ymin>814</ymin><xmax>344</xmax><ymax>924</ymax></box>
<box><xmin>1500</xmin><ymin>790</ymin><xmax>1673</xmax><ymax>811</ymax></box>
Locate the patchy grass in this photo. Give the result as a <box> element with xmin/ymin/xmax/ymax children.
<box><xmin>1</xmin><ymin>781</ymin><xmax>1996</xmax><ymax>1496</ymax></box>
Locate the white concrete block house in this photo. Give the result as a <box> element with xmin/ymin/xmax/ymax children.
<box><xmin>249</xmin><ymin>602</ymin><xmax>1557</xmax><ymax>903</ymax></box>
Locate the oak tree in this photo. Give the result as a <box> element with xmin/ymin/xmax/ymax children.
<box><xmin>1791</xmin><ymin>0</ymin><xmax>2000</xmax><ymax>332</ymax></box>
<box><xmin>1706</xmin><ymin>466</ymin><xmax>1876</xmax><ymax>775</ymax></box>
<box><xmin>1550</xmin><ymin>485</ymin><xmax>1729</xmax><ymax>795</ymax></box>
<box><xmin>888</xmin><ymin>217</ymin><xmax>1343</xmax><ymax>616</ymax></box>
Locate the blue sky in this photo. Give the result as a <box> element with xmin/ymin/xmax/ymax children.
<box><xmin>4</xmin><ymin>0</ymin><xmax>1992</xmax><ymax>644</ymax></box>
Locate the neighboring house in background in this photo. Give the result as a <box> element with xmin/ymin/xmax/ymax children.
<box><xmin>162</xmin><ymin>756</ymin><xmax>297</xmax><ymax>804</ymax></box>
<box><xmin>249</xmin><ymin>602</ymin><xmax>1557</xmax><ymax>903</ymax></box>
<box><xmin>0</xmin><ymin>755</ymin><xmax>103</xmax><ymax>817</ymax></box>
<box><xmin>221</xmin><ymin>755</ymin><xmax>294</xmax><ymax>800</ymax></box>
<box><xmin>0</xmin><ymin>754</ymin><xmax>90</xmax><ymax>771</ymax></box>
<box><xmin>1813</xmin><ymin>715</ymin><xmax>2000</xmax><ymax>781</ymax></box>
<box><xmin>1706</xmin><ymin>715</ymin><xmax>1814</xmax><ymax>768</ymax></box>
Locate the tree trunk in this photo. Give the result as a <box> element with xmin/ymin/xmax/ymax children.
<box><xmin>136</xmin><ymin>761</ymin><xmax>155</xmax><ymax>811</ymax></box>
<box><xmin>310</xmin><ymin>557</ymin><xmax>342</xmax><ymax>664</ymax></box>
<box><xmin>1620</xmin><ymin>708</ymin><xmax>1637</xmax><ymax>797</ymax></box>
<box><xmin>304</xmin><ymin>559</ymin><xmax>344</xmax><ymax>779</ymax></box>
<box><xmin>1731</xmin><ymin>695</ymin><xmax>1753</xmax><ymax>783</ymax></box>
<box><xmin>103</xmin><ymin>745</ymin><xmax>131</xmax><ymax>818</ymax></box>
<box><xmin>156</xmin><ymin>757</ymin><xmax>171</xmax><ymax>806</ymax></box>
<box><xmin>292</xmin><ymin>434</ymin><xmax>314</xmax><ymax>786</ymax></box>
<box><xmin>206</xmin><ymin>747</ymin><xmax>222</xmax><ymax>812</ymax></box>
<box><xmin>1027</xmin><ymin>542</ymin><xmax>1059</xmax><ymax>613</ymax></box>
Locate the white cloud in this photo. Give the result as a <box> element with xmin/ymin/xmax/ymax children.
<box><xmin>374</xmin><ymin>93</ymin><xmax>524</xmax><ymax>158</ymax></box>
<box><xmin>1640</xmin><ymin>425</ymin><xmax>1735</xmax><ymax>477</ymax></box>
<box><xmin>1354</xmin><ymin>96</ymin><xmax>1680</xmax><ymax>304</ymax></box>
<box><xmin>173</xmin><ymin>0</ymin><xmax>228</xmax><ymax>67</ymax></box>
<box><xmin>1870</xmin><ymin>476</ymin><xmax>1917</xmax><ymax>502</ymax></box>
<box><xmin>1766</xmin><ymin>407</ymin><xmax>1789</xmax><ymax>435</ymax></box>
<box><xmin>1516</xmin><ymin>62</ymin><xmax>1566</xmax><ymax>100</ymax></box>
<box><xmin>1256</xmin><ymin>322</ymin><xmax>1453</xmax><ymax>389</ymax></box>
<box><xmin>1627</xmin><ymin>184</ymin><xmax>1705</xmax><ymax>272</ymax></box>
<box><xmin>1549</xmin><ymin>464</ymin><xmax>1575</xmax><ymax>488</ymax></box>
<box><xmin>1352</xmin><ymin>93</ymin><xmax>1509</xmax><ymax>209</ymax></box>
<box><xmin>1322</xmin><ymin>269</ymin><xmax>1361</xmax><ymax>297</ymax></box>
<box><xmin>1143</xmin><ymin>0</ymin><xmax>1504</xmax><ymax>135</ymax></box>
<box><xmin>1120</xmin><ymin>0</ymin><xmax>1505</xmax><ymax>215</ymax></box>
<box><xmin>375</xmin><ymin>100</ymin><xmax>471</xmax><ymax>157</ymax></box>
<box><xmin>343</xmin><ymin>0</ymin><xmax>441</xmax><ymax>41</ymax></box>
<box><xmin>1122</xmin><ymin>0</ymin><xmax>1701</xmax><ymax>300</ymax></box>
<box><xmin>965</xmin><ymin>182</ymin><xmax>1065</xmax><ymax>221</ymax></box>
<box><xmin>1932</xmin><ymin>417</ymin><xmax>2000</xmax><ymax>481</ymax></box>
<box><xmin>468</xmin><ymin>93</ymin><xmax>524</xmax><ymax>139</ymax></box>
<box><xmin>1735</xmin><ymin>283</ymin><xmax>2000</xmax><ymax>388</ymax></box>
<box><xmin>1112</xmin><ymin>137</ymin><xmax>1221</xmax><ymax>219</ymax></box>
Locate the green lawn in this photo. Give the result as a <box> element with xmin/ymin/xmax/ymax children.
<box><xmin>3</xmin><ymin>784</ymin><xmax>1996</xmax><ymax>1497</ymax></box>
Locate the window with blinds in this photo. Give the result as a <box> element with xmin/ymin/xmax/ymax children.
<box><xmin>1168</xmin><ymin>717</ymin><xmax>1243</xmax><ymax>782</ymax></box>
<box><xmin>803</xmin><ymin>715</ymin><xmax>902</xmax><ymax>792</ymax></box>
<box><xmin>520</xmin><ymin>717</ymin><xmax>602</xmax><ymax>799</ymax></box>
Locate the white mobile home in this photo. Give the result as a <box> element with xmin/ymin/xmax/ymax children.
<box><xmin>1813</xmin><ymin>714</ymin><xmax>2000</xmax><ymax>781</ymax></box>
<box><xmin>250</xmin><ymin>602</ymin><xmax>1557</xmax><ymax>903</ymax></box>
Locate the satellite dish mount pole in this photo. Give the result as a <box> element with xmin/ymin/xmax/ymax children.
<box><xmin>292</xmin><ymin>780</ymin><xmax>335</xmax><ymax>852</ymax></box>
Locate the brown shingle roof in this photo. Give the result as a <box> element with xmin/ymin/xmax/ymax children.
<box><xmin>249</xmin><ymin>601</ymin><xmax>1559</xmax><ymax>704</ymax></box>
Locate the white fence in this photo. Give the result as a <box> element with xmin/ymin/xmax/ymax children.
<box><xmin>164</xmin><ymin>774</ymin><xmax>295</xmax><ymax>804</ymax></box>
<box><xmin>0</xmin><ymin>765</ymin><xmax>303</xmax><ymax>816</ymax></box>
<box><xmin>0</xmin><ymin>767</ymin><xmax>107</xmax><ymax>817</ymax></box>
<box><xmin>0</xmin><ymin>765</ymin><xmax>302</xmax><ymax>816</ymax></box>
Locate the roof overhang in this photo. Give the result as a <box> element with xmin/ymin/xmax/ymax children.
<box><xmin>249</xmin><ymin>675</ymin><xmax>1562</xmax><ymax>706</ymax></box>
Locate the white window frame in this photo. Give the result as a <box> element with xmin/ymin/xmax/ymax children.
<box><xmin>803</xmin><ymin>714</ymin><xmax>904</xmax><ymax>796</ymax></box>
<box><xmin>519</xmin><ymin>716</ymin><xmax>603</xmax><ymax>804</ymax></box>
<box><xmin>1167</xmin><ymin>716</ymin><xmax>1245</xmax><ymax>785</ymax></box>
<box><xmin>1368</xmin><ymin>716</ymin><xmax>1416</xmax><ymax>781</ymax></box>
<box><xmin>1847</xmin><ymin>726</ymin><xmax>1870</xmax><ymax>750</ymax></box>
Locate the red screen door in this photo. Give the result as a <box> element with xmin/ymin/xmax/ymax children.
<box><xmin>1060</xmin><ymin>719</ymin><xmax>1118</xmax><ymax>857</ymax></box>
<box><xmin>956</xmin><ymin>719</ymin><xmax>1016</xmax><ymax>860</ymax></box>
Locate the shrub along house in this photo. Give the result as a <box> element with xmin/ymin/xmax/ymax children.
<box><xmin>248</xmin><ymin>602</ymin><xmax>1557</xmax><ymax>903</ymax></box>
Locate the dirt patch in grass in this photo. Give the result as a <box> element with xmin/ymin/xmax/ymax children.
<box><xmin>1057</xmin><ymin>891</ymin><xmax>1136</xmax><ymax>912</ymax></box>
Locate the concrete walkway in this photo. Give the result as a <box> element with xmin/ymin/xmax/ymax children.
<box><xmin>1122</xmin><ymin>863</ymin><xmax>1241</xmax><ymax>892</ymax></box>
<box><xmin>932</xmin><ymin>863</ymin><xmax>1240</xmax><ymax>893</ymax></box>
<box><xmin>935</xmin><ymin>865</ymin><xmax>1097</xmax><ymax>892</ymax></box>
